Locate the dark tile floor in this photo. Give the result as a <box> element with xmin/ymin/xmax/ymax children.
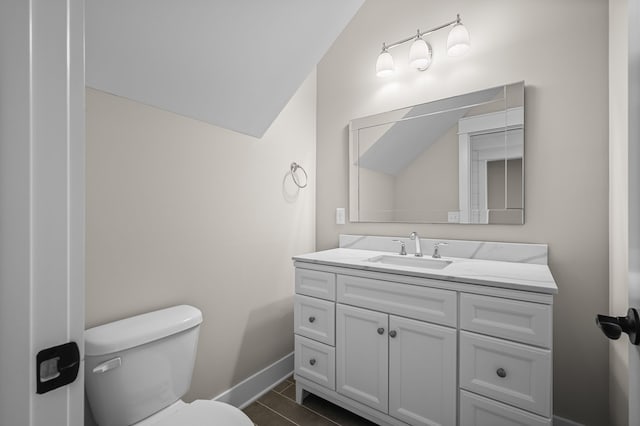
<box><xmin>243</xmin><ymin>376</ymin><xmax>377</xmax><ymax>426</ymax></box>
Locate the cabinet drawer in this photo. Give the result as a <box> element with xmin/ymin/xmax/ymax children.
<box><xmin>460</xmin><ymin>293</ymin><xmax>552</xmax><ymax>348</ymax></box>
<box><xmin>337</xmin><ymin>275</ymin><xmax>457</xmax><ymax>326</ymax></box>
<box><xmin>460</xmin><ymin>331</ymin><xmax>551</xmax><ymax>417</ymax></box>
<box><xmin>295</xmin><ymin>335</ymin><xmax>335</xmax><ymax>390</ymax></box>
<box><xmin>459</xmin><ymin>390</ymin><xmax>551</xmax><ymax>426</ymax></box>
<box><xmin>295</xmin><ymin>269</ymin><xmax>336</xmax><ymax>301</ymax></box>
<box><xmin>294</xmin><ymin>295</ymin><xmax>335</xmax><ymax>345</ymax></box>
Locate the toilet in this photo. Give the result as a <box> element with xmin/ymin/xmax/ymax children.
<box><xmin>84</xmin><ymin>305</ymin><xmax>253</xmax><ymax>426</ymax></box>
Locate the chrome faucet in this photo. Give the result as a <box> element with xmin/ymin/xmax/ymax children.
<box><xmin>433</xmin><ymin>242</ymin><xmax>448</xmax><ymax>258</ymax></box>
<box><xmin>392</xmin><ymin>239</ymin><xmax>407</xmax><ymax>255</ymax></box>
<box><xmin>409</xmin><ymin>232</ymin><xmax>423</xmax><ymax>257</ymax></box>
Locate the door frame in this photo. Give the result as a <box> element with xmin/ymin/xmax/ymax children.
<box><xmin>458</xmin><ymin>107</ymin><xmax>524</xmax><ymax>224</ymax></box>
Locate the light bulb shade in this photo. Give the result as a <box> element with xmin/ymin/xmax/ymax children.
<box><xmin>447</xmin><ymin>23</ymin><xmax>470</xmax><ymax>56</ymax></box>
<box><xmin>376</xmin><ymin>50</ymin><xmax>394</xmax><ymax>77</ymax></box>
<box><xmin>409</xmin><ymin>38</ymin><xmax>432</xmax><ymax>70</ymax></box>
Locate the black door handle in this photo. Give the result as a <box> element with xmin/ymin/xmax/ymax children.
<box><xmin>36</xmin><ymin>341</ymin><xmax>80</xmax><ymax>394</ymax></box>
<box><xmin>596</xmin><ymin>308</ymin><xmax>640</xmax><ymax>345</ymax></box>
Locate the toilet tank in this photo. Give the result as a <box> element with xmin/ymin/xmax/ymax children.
<box><xmin>84</xmin><ymin>305</ymin><xmax>203</xmax><ymax>426</ymax></box>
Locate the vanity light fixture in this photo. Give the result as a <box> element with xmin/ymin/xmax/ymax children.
<box><xmin>408</xmin><ymin>31</ymin><xmax>432</xmax><ymax>71</ymax></box>
<box><xmin>376</xmin><ymin>14</ymin><xmax>470</xmax><ymax>77</ymax></box>
<box><xmin>375</xmin><ymin>43</ymin><xmax>395</xmax><ymax>77</ymax></box>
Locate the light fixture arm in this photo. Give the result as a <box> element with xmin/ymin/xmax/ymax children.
<box><xmin>381</xmin><ymin>15</ymin><xmax>461</xmax><ymax>52</ymax></box>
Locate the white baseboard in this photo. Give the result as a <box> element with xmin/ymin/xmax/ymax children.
<box><xmin>212</xmin><ymin>352</ymin><xmax>294</xmax><ymax>409</ymax></box>
<box><xmin>554</xmin><ymin>415</ymin><xmax>584</xmax><ymax>426</ymax></box>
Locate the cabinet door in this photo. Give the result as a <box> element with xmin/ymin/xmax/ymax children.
<box><xmin>336</xmin><ymin>304</ymin><xmax>388</xmax><ymax>413</ymax></box>
<box><xmin>389</xmin><ymin>316</ymin><xmax>457</xmax><ymax>426</ymax></box>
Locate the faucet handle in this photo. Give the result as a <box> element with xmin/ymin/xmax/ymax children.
<box><xmin>392</xmin><ymin>240</ymin><xmax>407</xmax><ymax>256</ymax></box>
<box><xmin>432</xmin><ymin>241</ymin><xmax>448</xmax><ymax>259</ymax></box>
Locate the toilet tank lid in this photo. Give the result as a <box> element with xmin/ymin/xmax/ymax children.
<box><xmin>85</xmin><ymin>305</ymin><xmax>203</xmax><ymax>356</ymax></box>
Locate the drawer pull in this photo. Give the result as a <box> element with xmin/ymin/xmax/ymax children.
<box><xmin>389</xmin><ymin>330</ymin><xmax>397</xmax><ymax>338</ymax></box>
<box><xmin>377</xmin><ymin>327</ymin><xmax>385</xmax><ymax>335</ymax></box>
<box><xmin>308</xmin><ymin>316</ymin><xmax>316</xmax><ymax>323</ymax></box>
<box><xmin>309</xmin><ymin>358</ymin><xmax>316</xmax><ymax>366</ymax></box>
<box><xmin>496</xmin><ymin>368</ymin><xmax>507</xmax><ymax>378</ymax></box>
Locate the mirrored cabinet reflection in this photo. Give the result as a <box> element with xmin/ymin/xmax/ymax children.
<box><xmin>349</xmin><ymin>82</ymin><xmax>524</xmax><ymax>224</ymax></box>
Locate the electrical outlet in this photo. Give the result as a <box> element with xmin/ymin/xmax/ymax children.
<box><xmin>448</xmin><ymin>211</ymin><xmax>460</xmax><ymax>223</ymax></box>
<box><xmin>336</xmin><ymin>208</ymin><xmax>346</xmax><ymax>225</ymax></box>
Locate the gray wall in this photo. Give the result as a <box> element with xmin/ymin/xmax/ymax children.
<box><xmin>358</xmin><ymin>167</ymin><xmax>395</xmax><ymax>222</ymax></box>
<box><xmin>86</xmin><ymin>70</ymin><xmax>316</xmax><ymax>402</ymax></box>
<box><xmin>316</xmin><ymin>0</ymin><xmax>609</xmax><ymax>424</ymax></box>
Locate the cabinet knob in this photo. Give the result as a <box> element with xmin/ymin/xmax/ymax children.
<box><xmin>496</xmin><ymin>368</ymin><xmax>507</xmax><ymax>378</ymax></box>
<box><xmin>389</xmin><ymin>330</ymin><xmax>397</xmax><ymax>338</ymax></box>
<box><xmin>308</xmin><ymin>316</ymin><xmax>316</xmax><ymax>323</ymax></box>
<box><xmin>309</xmin><ymin>358</ymin><xmax>316</xmax><ymax>366</ymax></box>
<box><xmin>377</xmin><ymin>327</ymin><xmax>385</xmax><ymax>335</ymax></box>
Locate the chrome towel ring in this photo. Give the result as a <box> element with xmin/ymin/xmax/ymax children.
<box><xmin>290</xmin><ymin>162</ymin><xmax>308</xmax><ymax>188</ymax></box>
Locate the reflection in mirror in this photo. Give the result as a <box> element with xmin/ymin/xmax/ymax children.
<box><xmin>349</xmin><ymin>82</ymin><xmax>524</xmax><ymax>224</ymax></box>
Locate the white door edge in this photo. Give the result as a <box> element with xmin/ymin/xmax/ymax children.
<box><xmin>629</xmin><ymin>0</ymin><xmax>640</xmax><ymax>424</ymax></box>
<box><xmin>0</xmin><ymin>0</ymin><xmax>85</xmax><ymax>425</ymax></box>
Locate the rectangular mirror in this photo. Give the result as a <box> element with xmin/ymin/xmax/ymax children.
<box><xmin>349</xmin><ymin>82</ymin><xmax>524</xmax><ymax>224</ymax></box>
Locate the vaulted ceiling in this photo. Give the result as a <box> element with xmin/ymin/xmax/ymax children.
<box><xmin>86</xmin><ymin>0</ymin><xmax>364</xmax><ymax>137</ymax></box>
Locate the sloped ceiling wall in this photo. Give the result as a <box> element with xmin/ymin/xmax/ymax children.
<box><xmin>86</xmin><ymin>0</ymin><xmax>363</xmax><ymax>137</ymax></box>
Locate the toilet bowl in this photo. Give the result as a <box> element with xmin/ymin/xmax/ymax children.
<box><xmin>84</xmin><ymin>305</ymin><xmax>253</xmax><ymax>426</ymax></box>
<box><xmin>135</xmin><ymin>400</ymin><xmax>252</xmax><ymax>426</ymax></box>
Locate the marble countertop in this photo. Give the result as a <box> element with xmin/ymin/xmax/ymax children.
<box><xmin>293</xmin><ymin>248</ymin><xmax>558</xmax><ymax>294</ymax></box>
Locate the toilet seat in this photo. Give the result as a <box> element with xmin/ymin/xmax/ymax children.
<box><xmin>136</xmin><ymin>400</ymin><xmax>253</xmax><ymax>426</ymax></box>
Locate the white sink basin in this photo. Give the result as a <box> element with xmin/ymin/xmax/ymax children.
<box><xmin>366</xmin><ymin>255</ymin><xmax>452</xmax><ymax>270</ymax></box>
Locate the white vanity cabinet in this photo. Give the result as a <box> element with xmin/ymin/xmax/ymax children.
<box><xmin>335</xmin><ymin>275</ymin><xmax>458</xmax><ymax>426</ymax></box>
<box><xmin>335</xmin><ymin>304</ymin><xmax>457</xmax><ymax>425</ymax></box>
<box><xmin>293</xmin><ymin>268</ymin><xmax>337</xmax><ymax>391</ymax></box>
<box><xmin>458</xmin><ymin>293</ymin><xmax>553</xmax><ymax>425</ymax></box>
<box><xmin>293</xmin><ymin>252</ymin><xmax>555</xmax><ymax>426</ymax></box>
